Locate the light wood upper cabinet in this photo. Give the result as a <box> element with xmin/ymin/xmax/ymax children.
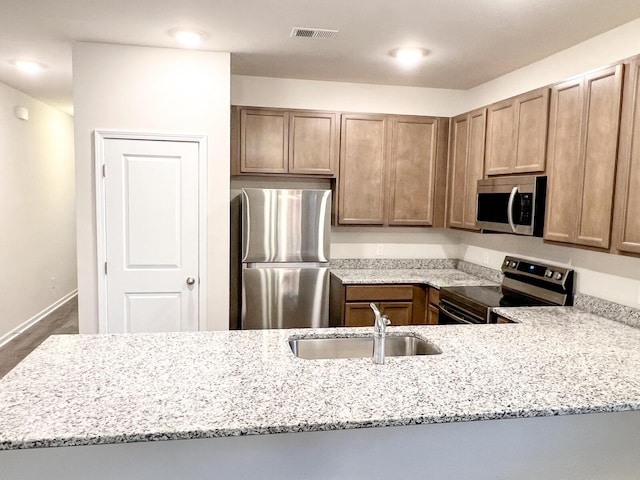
<box><xmin>388</xmin><ymin>116</ymin><xmax>439</xmax><ymax>226</ymax></box>
<box><xmin>447</xmin><ymin>108</ymin><xmax>486</xmax><ymax>230</ymax></box>
<box><xmin>485</xmin><ymin>87</ymin><xmax>550</xmax><ymax>176</ymax></box>
<box><xmin>338</xmin><ymin>114</ymin><xmax>388</xmax><ymax>224</ymax></box>
<box><xmin>289</xmin><ymin>111</ymin><xmax>338</xmax><ymax>175</ymax></box>
<box><xmin>613</xmin><ymin>56</ymin><xmax>640</xmax><ymax>255</ymax></box>
<box><xmin>338</xmin><ymin>113</ymin><xmax>448</xmax><ymax>226</ymax></box>
<box><xmin>240</xmin><ymin>109</ymin><xmax>289</xmax><ymax>174</ymax></box>
<box><xmin>485</xmin><ymin>100</ymin><xmax>515</xmax><ymax>175</ymax></box>
<box><xmin>544</xmin><ymin>64</ymin><xmax>624</xmax><ymax>249</ymax></box>
<box><xmin>515</xmin><ymin>89</ymin><xmax>550</xmax><ymax>172</ymax></box>
<box><xmin>448</xmin><ymin>115</ymin><xmax>468</xmax><ymax>228</ymax></box>
<box><xmin>232</xmin><ymin>106</ymin><xmax>338</xmax><ymax>176</ymax></box>
<box><xmin>544</xmin><ymin>78</ymin><xmax>584</xmax><ymax>244</ymax></box>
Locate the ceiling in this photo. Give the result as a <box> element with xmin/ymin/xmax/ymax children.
<box><xmin>2</xmin><ymin>0</ymin><xmax>640</xmax><ymax>115</ymax></box>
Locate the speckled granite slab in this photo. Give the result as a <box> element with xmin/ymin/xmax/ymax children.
<box><xmin>2</xmin><ymin>309</ymin><xmax>640</xmax><ymax>451</ymax></box>
<box><xmin>455</xmin><ymin>260</ymin><xmax>503</xmax><ymax>283</ymax></box>
<box><xmin>330</xmin><ymin>268</ymin><xmax>498</xmax><ymax>288</ymax></box>
<box><xmin>574</xmin><ymin>293</ymin><xmax>640</xmax><ymax>329</ymax></box>
<box><xmin>330</xmin><ymin>258</ymin><xmax>457</xmax><ymax>269</ymax></box>
<box><xmin>330</xmin><ymin>259</ymin><xmax>640</xmax><ymax>328</ymax></box>
<box><xmin>330</xmin><ymin>258</ymin><xmax>502</xmax><ymax>285</ymax></box>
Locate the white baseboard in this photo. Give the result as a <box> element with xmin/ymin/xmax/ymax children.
<box><xmin>0</xmin><ymin>289</ymin><xmax>78</xmax><ymax>349</ymax></box>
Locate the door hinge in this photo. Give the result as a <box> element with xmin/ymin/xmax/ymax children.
<box><xmin>102</xmin><ymin>164</ymin><xmax>106</xmax><ymax>177</ymax></box>
<box><xmin>104</xmin><ymin>262</ymin><xmax>107</xmax><ymax>275</ymax></box>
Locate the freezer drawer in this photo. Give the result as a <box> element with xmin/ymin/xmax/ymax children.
<box><xmin>241</xmin><ymin>267</ymin><xmax>330</xmax><ymax>329</ymax></box>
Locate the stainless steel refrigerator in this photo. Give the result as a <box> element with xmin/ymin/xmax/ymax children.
<box><xmin>241</xmin><ymin>188</ymin><xmax>331</xmax><ymax>329</ymax></box>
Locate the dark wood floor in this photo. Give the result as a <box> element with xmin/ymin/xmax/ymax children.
<box><xmin>0</xmin><ymin>296</ymin><xmax>78</xmax><ymax>379</ymax></box>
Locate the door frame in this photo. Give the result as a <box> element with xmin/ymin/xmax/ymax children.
<box><xmin>94</xmin><ymin>130</ymin><xmax>208</xmax><ymax>333</ymax></box>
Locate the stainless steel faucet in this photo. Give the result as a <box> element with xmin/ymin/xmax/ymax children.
<box><xmin>370</xmin><ymin>303</ymin><xmax>391</xmax><ymax>364</ymax></box>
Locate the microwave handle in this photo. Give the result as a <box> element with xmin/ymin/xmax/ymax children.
<box><xmin>507</xmin><ymin>186</ymin><xmax>519</xmax><ymax>233</ymax></box>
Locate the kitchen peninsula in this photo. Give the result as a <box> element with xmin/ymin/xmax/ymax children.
<box><xmin>2</xmin><ymin>304</ymin><xmax>640</xmax><ymax>479</ymax></box>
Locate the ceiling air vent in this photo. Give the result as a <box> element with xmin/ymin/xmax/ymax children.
<box><xmin>290</xmin><ymin>27</ymin><xmax>338</xmax><ymax>39</ymax></box>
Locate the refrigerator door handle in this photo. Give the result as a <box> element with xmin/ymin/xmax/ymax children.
<box><xmin>244</xmin><ymin>262</ymin><xmax>329</xmax><ymax>269</ymax></box>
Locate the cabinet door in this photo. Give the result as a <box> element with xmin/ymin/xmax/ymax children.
<box><xmin>496</xmin><ymin>316</ymin><xmax>514</xmax><ymax>324</ymax></box>
<box><xmin>545</xmin><ymin>65</ymin><xmax>623</xmax><ymax>248</ymax></box>
<box><xmin>344</xmin><ymin>301</ymin><xmax>412</xmax><ymax>327</ymax></box>
<box><xmin>240</xmin><ymin>109</ymin><xmax>289</xmax><ymax>173</ymax></box>
<box><xmin>388</xmin><ymin>116</ymin><xmax>438</xmax><ymax>225</ymax></box>
<box><xmin>485</xmin><ymin>99</ymin><xmax>516</xmax><ymax>175</ymax></box>
<box><xmin>514</xmin><ymin>87</ymin><xmax>550</xmax><ymax>173</ymax></box>
<box><xmin>447</xmin><ymin>114</ymin><xmax>469</xmax><ymax>228</ymax></box>
<box><xmin>380</xmin><ymin>302</ymin><xmax>412</xmax><ymax>326</ymax></box>
<box><xmin>344</xmin><ymin>302</ymin><xmax>377</xmax><ymax>327</ymax></box>
<box><xmin>544</xmin><ymin>78</ymin><xmax>585</xmax><ymax>244</ymax></box>
<box><xmin>427</xmin><ymin>304</ymin><xmax>440</xmax><ymax>325</ymax></box>
<box><xmin>338</xmin><ymin>114</ymin><xmax>388</xmax><ymax>224</ymax></box>
<box><xmin>614</xmin><ymin>57</ymin><xmax>640</xmax><ymax>254</ymax></box>
<box><xmin>575</xmin><ymin>65</ymin><xmax>623</xmax><ymax>249</ymax></box>
<box><xmin>289</xmin><ymin>111</ymin><xmax>337</xmax><ymax>175</ymax></box>
<box><xmin>448</xmin><ymin>110</ymin><xmax>485</xmax><ymax>231</ymax></box>
<box><xmin>464</xmin><ymin>110</ymin><xmax>487</xmax><ymax>229</ymax></box>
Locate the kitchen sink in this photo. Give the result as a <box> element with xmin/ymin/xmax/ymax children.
<box><xmin>289</xmin><ymin>334</ymin><xmax>442</xmax><ymax>360</ymax></box>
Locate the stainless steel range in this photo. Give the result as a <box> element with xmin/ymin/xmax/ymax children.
<box><xmin>438</xmin><ymin>256</ymin><xmax>575</xmax><ymax>324</ymax></box>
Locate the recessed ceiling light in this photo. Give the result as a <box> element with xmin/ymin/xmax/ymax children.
<box><xmin>390</xmin><ymin>48</ymin><xmax>429</xmax><ymax>67</ymax></box>
<box><xmin>11</xmin><ymin>60</ymin><xmax>47</xmax><ymax>74</ymax></box>
<box><xmin>170</xmin><ymin>29</ymin><xmax>207</xmax><ymax>48</ymax></box>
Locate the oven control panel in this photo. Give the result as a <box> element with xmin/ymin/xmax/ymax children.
<box><xmin>502</xmin><ymin>256</ymin><xmax>572</xmax><ymax>287</ymax></box>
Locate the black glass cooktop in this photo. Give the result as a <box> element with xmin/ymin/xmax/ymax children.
<box><xmin>440</xmin><ymin>285</ymin><xmax>554</xmax><ymax>310</ymax></box>
<box><xmin>440</xmin><ymin>285</ymin><xmax>503</xmax><ymax>309</ymax></box>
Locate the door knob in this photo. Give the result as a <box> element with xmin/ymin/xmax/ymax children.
<box><xmin>186</xmin><ymin>277</ymin><xmax>196</xmax><ymax>286</ymax></box>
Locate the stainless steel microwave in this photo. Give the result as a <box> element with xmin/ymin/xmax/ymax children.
<box><xmin>476</xmin><ymin>175</ymin><xmax>547</xmax><ymax>236</ymax></box>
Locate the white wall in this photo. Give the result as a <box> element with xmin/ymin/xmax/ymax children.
<box><xmin>0</xmin><ymin>81</ymin><xmax>76</xmax><ymax>340</ymax></box>
<box><xmin>73</xmin><ymin>43</ymin><xmax>230</xmax><ymax>333</ymax></box>
<box><xmin>462</xmin><ymin>16</ymin><xmax>640</xmax><ymax>112</ymax></box>
<box><xmin>231</xmin><ymin>75</ymin><xmax>467</xmax><ymax>117</ymax></box>
<box><xmin>331</xmin><ymin>228</ymin><xmax>460</xmax><ymax>259</ymax></box>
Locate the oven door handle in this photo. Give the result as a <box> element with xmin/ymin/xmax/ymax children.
<box><xmin>507</xmin><ymin>186</ymin><xmax>519</xmax><ymax>233</ymax></box>
<box><xmin>439</xmin><ymin>304</ymin><xmax>474</xmax><ymax>324</ymax></box>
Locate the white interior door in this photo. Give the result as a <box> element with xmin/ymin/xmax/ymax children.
<box><xmin>102</xmin><ymin>138</ymin><xmax>199</xmax><ymax>333</ymax></box>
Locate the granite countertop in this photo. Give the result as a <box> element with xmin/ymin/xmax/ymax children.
<box><xmin>2</xmin><ymin>306</ymin><xmax>640</xmax><ymax>451</ymax></box>
<box><xmin>330</xmin><ymin>268</ymin><xmax>498</xmax><ymax>288</ymax></box>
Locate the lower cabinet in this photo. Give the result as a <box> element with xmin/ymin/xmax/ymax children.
<box><xmin>344</xmin><ymin>301</ymin><xmax>413</xmax><ymax>327</ymax></box>
<box><xmin>496</xmin><ymin>316</ymin><xmax>515</xmax><ymax>324</ymax></box>
<box><xmin>329</xmin><ymin>279</ymin><xmax>427</xmax><ymax>326</ymax></box>
<box><xmin>426</xmin><ymin>288</ymin><xmax>440</xmax><ymax>325</ymax></box>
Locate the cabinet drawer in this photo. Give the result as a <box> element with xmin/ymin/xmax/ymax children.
<box><xmin>428</xmin><ymin>287</ymin><xmax>440</xmax><ymax>306</ymax></box>
<box><xmin>345</xmin><ymin>285</ymin><xmax>414</xmax><ymax>301</ymax></box>
<box><xmin>344</xmin><ymin>302</ymin><xmax>412</xmax><ymax>327</ymax></box>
